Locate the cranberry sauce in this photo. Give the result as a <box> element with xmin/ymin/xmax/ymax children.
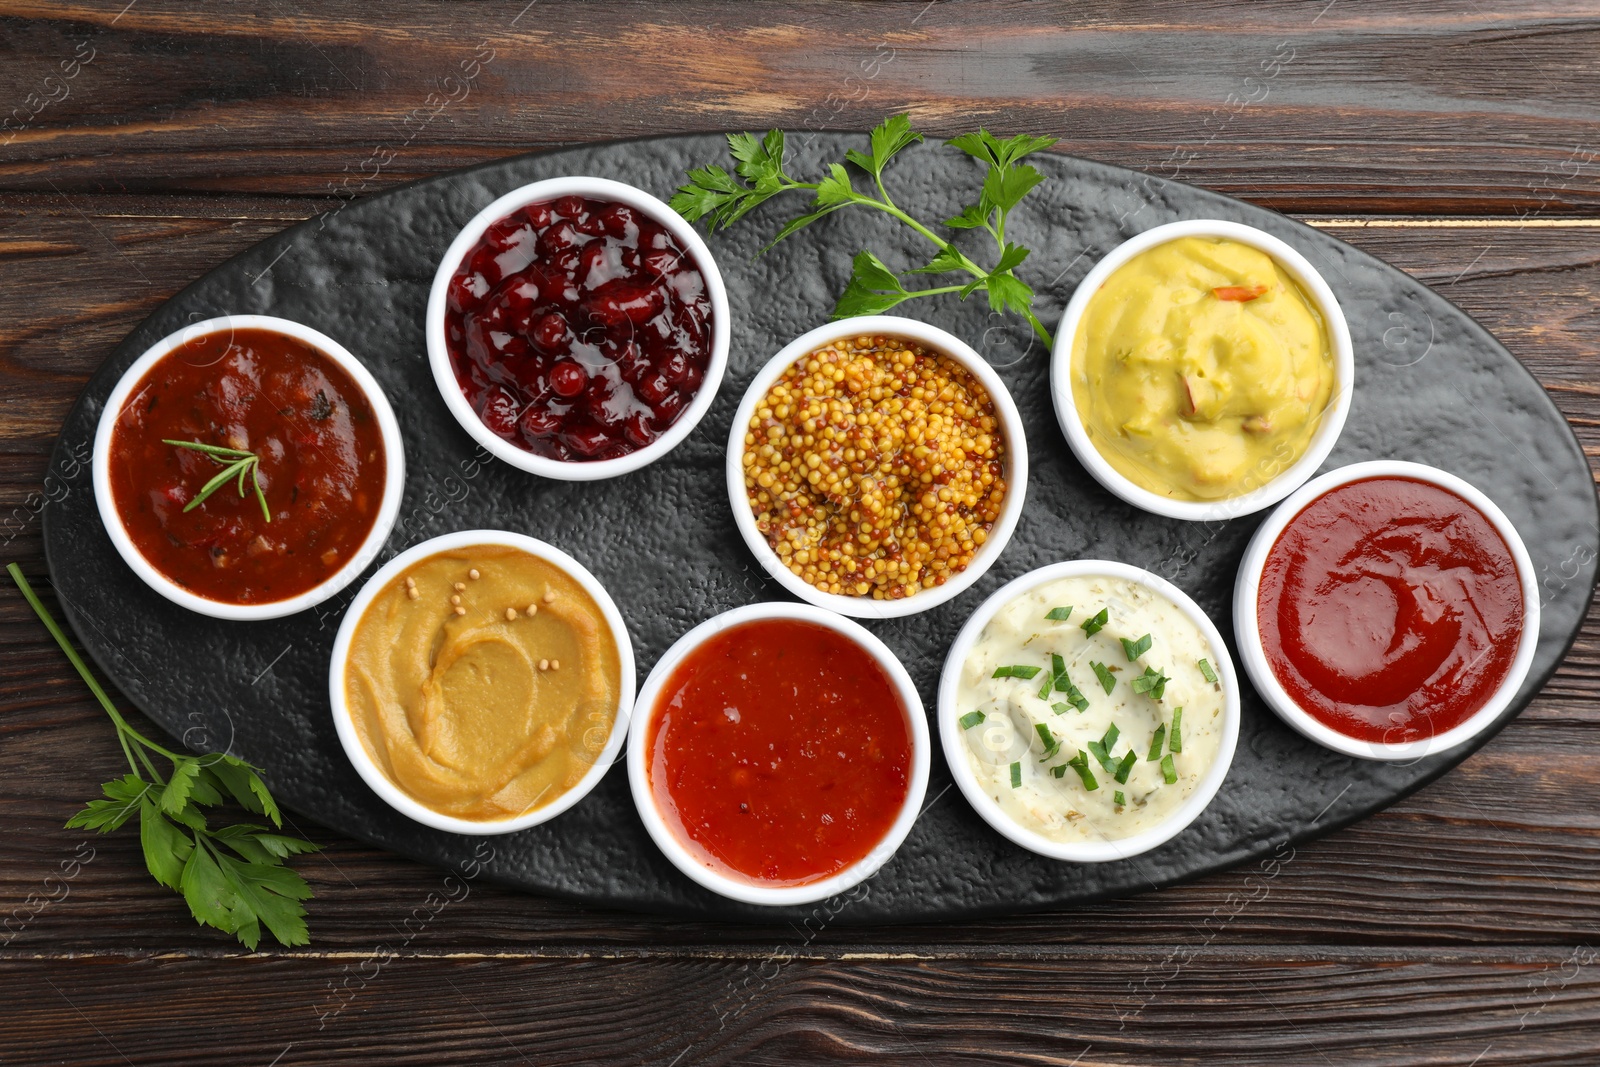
<box><xmin>444</xmin><ymin>195</ymin><xmax>713</xmax><ymax>462</ymax></box>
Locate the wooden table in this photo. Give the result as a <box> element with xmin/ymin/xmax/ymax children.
<box><xmin>4</xmin><ymin>3</ymin><xmax>1598</xmax><ymax>1063</ymax></box>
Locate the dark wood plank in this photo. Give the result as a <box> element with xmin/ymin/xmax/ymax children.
<box><xmin>7</xmin><ymin>952</ymin><xmax>1600</xmax><ymax>1066</ymax></box>
<box><xmin>1</xmin><ymin>2</ymin><xmax>1599</xmax><ymax>214</ymax></box>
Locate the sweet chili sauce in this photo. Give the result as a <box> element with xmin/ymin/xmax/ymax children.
<box><xmin>1257</xmin><ymin>476</ymin><xmax>1524</xmax><ymax>743</ymax></box>
<box><xmin>646</xmin><ymin>618</ymin><xmax>912</xmax><ymax>886</ymax></box>
<box><xmin>107</xmin><ymin>327</ymin><xmax>386</xmax><ymax>605</ymax></box>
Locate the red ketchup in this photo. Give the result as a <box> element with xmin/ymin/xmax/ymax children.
<box><xmin>443</xmin><ymin>195</ymin><xmax>712</xmax><ymax>462</ymax></box>
<box><xmin>1257</xmin><ymin>476</ymin><xmax>1524</xmax><ymax>743</ymax></box>
<box><xmin>646</xmin><ymin>619</ymin><xmax>912</xmax><ymax>886</ymax></box>
<box><xmin>108</xmin><ymin>328</ymin><xmax>385</xmax><ymax>605</ymax></box>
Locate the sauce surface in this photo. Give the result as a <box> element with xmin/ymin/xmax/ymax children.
<box><xmin>956</xmin><ymin>574</ymin><xmax>1225</xmax><ymax>843</ymax></box>
<box><xmin>1258</xmin><ymin>476</ymin><xmax>1525</xmax><ymax>742</ymax></box>
<box><xmin>346</xmin><ymin>545</ymin><xmax>621</xmax><ymax>822</ymax></box>
<box><xmin>108</xmin><ymin>327</ymin><xmax>386</xmax><ymax>604</ymax></box>
<box><xmin>1071</xmin><ymin>236</ymin><xmax>1336</xmax><ymax>501</ymax></box>
<box><xmin>445</xmin><ymin>195</ymin><xmax>713</xmax><ymax>462</ymax></box>
<box><xmin>647</xmin><ymin>618</ymin><xmax>912</xmax><ymax>886</ymax></box>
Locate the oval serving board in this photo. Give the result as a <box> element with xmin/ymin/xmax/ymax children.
<box><xmin>42</xmin><ymin>134</ymin><xmax>1600</xmax><ymax>923</ymax></box>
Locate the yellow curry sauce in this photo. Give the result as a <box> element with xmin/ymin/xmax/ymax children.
<box><xmin>345</xmin><ymin>545</ymin><xmax>620</xmax><ymax>821</ymax></box>
<box><xmin>1070</xmin><ymin>236</ymin><xmax>1336</xmax><ymax>502</ymax></box>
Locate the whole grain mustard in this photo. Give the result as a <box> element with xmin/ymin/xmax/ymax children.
<box><xmin>742</xmin><ymin>335</ymin><xmax>1007</xmax><ymax>601</ymax></box>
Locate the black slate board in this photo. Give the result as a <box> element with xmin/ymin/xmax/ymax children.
<box><xmin>42</xmin><ymin>134</ymin><xmax>1600</xmax><ymax>923</ymax></box>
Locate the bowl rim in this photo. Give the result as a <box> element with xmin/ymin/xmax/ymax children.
<box><xmin>327</xmin><ymin>529</ymin><xmax>637</xmax><ymax>835</ymax></box>
<box><xmin>938</xmin><ymin>558</ymin><xmax>1241</xmax><ymax>862</ymax></box>
<box><xmin>626</xmin><ymin>601</ymin><xmax>931</xmax><ymax>906</ymax></box>
<box><xmin>1232</xmin><ymin>459</ymin><xmax>1542</xmax><ymax>762</ymax></box>
<box><xmin>424</xmin><ymin>175</ymin><xmax>731</xmax><ymax>481</ymax></box>
<box><xmin>1049</xmin><ymin>217</ymin><xmax>1355</xmax><ymax>522</ymax></box>
<box><xmin>723</xmin><ymin>314</ymin><xmax>1029</xmax><ymax>619</ymax></box>
<box><xmin>91</xmin><ymin>314</ymin><xmax>406</xmax><ymax>622</ymax></box>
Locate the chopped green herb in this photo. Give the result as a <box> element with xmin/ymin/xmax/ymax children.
<box><xmin>1010</xmin><ymin>761</ymin><xmax>1022</xmax><ymax>788</ymax></box>
<box><xmin>1037</xmin><ymin>671</ymin><xmax>1053</xmax><ymax>701</ymax></box>
<box><xmin>1113</xmin><ymin>790</ymin><xmax>1126</xmax><ymax>806</ymax></box>
<box><xmin>1130</xmin><ymin>665</ymin><xmax>1169</xmax><ymax>700</ymax></box>
<box><xmin>1170</xmin><ymin>707</ymin><xmax>1183</xmax><ymax>754</ymax></box>
<box><xmin>1121</xmin><ymin>633</ymin><xmax>1153</xmax><ymax>661</ymax></box>
<box><xmin>1050</xmin><ymin>763</ymin><xmax>1069</xmax><ymax>779</ymax></box>
<box><xmin>1034</xmin><ymin>722</ymin><xmax>1060</xmax><ymax>760</ymax></box>
<box><xmin>1059</xmin><ymin>678</ymin><xmax>1090</xmax><ymax>712</ymax></box>
<box><xmin>1050</xmin><ymin>701</ymin><xmax>1072</xmax><ymax>716</ymax></box>
<box><xmin>165</xmin><ymin>439</ymin><xmax>272</xmax><ymax>524</ymax></box>
<box><xmin>1080</xmin><ymin>607</ymin><xmax>1108</xmax><ymax>637</ymax></box>
<box><xmin>1160</xmin><ymin>753</ymin><xmax>1178</xmax><ymax>785</ymax></box>
<box><xmin>1147</xmin><ymin>723</ymin><xmax>1167</xmax><ymax>761</ymax></box>
<box><xmin>1114</xmin><ymin>750</ymin><xmax>1137</xmax><ymax>784</ymax></box>
<box><xmin>1198</xmin><ymin>658</ymin><xmax>1218</xmax><ymax>684</ymax></box>
<box><xmin>993</xmin><ymin>664</ymin><xmax>1043</xmax><ymax>679</ymax></box>
<box><xmin>1091</xmin><ymin>660</ymin><xmax>1116</xmax><ymax>695</ymax></box>
<box><xmin>1050</xmin><ymin>652</ymin><xmax>1068</xmax><ymax>690</ymax></box>
<box><xmin>959</xmin><ymin>710</ymin><xmax>986</xmax><ymax>730</ymax></box>
<box><xmin>1045</xmin><ymin>606</ymin><xmax>1073</xmax><ymax>622</ymax></box>
<box><xmin>1066</xmin><ymin>750</ymin><xmax>1098</xmax><ymax>791</ymax></box>
<box><xmin>1087</xmin><ymin>724</ymin><xmax>1123</xmax><ymax>774</ymax></box>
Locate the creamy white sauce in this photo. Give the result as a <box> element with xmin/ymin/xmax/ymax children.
<box><xmin>955</xmin><ymin>574</ymin><xmax>1225</xmax><ymax>843</ymax></box>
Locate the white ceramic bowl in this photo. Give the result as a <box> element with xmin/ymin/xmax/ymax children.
<box><xmin>725</xmin><ymin>315</ymin><xmax>1028</xmax><ymax>620</ymax></box>
<box><xmin>329</xmin><ymin>530</ymin><xmax>636</xmax><ymax>835</ymax></box>
<box><xmin>939</xmin><ymin>559</ymin><xmax>1240</xmax><ymax>862</ymax></box>
<box><xmin>92</xmin><ymin>314</ymin><xmax>405</xmax><ymax>622</ymax></box>
<box><xmin>1050</xmin><ymin>218</ymin><xmax>1355</xmax><ymax>522</ymax></box>
<box><xmin>1233</xmin><ymin>460</ymin><xmax>1540</xmax><ymax>762</ymax></box>
<box><xmin>425</xmin><ymin>175</ymin><xmax>730</xmax><ymax>481</ymax></box>
<box><xmin>627</xmin><ymin>601</ymin><xmax>930</xmax><ymax>906</ymax></box>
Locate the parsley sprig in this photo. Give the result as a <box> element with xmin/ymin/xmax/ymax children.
<box><xmin>671</xmin><ymin>115</ymin><xmax>1057</xmax><ymax>345</ymax></box>
<box><xmin>9</xmin><ymin>563</ymin><xmax>316</xmax><ymax>949</ymax></box>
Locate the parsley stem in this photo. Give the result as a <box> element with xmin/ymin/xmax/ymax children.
<box><xmin>6</xmin><ymin>563</ymin><xmax>184</xmax><ymax>770</ymax></box>
<box><xmin>114</xmin><ymin>716</ymin><xmax>140</xmax><ymax>778</ymax></box>
<box><xmin>1019</xmin><ymin>305</ymin><xmax>1052</xmax><ymax>346</ymax></box>
<box><xmin>900</xmin><ymin>283</ymin><xmax>970</xmax><ymax>299</ymax></box>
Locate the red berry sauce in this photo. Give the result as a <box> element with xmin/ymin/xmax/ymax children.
<box><xmin>444</xmin><ymin>195</ymin><xmax>714</xmax><ymax>462</ymax></box>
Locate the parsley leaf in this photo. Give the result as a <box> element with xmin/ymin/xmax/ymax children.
<box><xmin>10</xmin><ymin>563</ymin><xmax>318</xmax><ymax>950</ymax></box>
<box><xmin>674</xmin><ymin>114</ymin><xmax>1057</xmax><ymax>345</ymax></box>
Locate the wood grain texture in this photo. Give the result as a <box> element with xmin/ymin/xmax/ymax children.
<box><xmin>3</xmin><ymin>1</ymin><xmax>1600</xmax><ymax>1062</ymax></box>
<box><xmin>7</xmin><ymin>953</ymin><xmax>1600</xmax><ymax>1066</ymax></box>
<box><xmin>0</xmin><ymin>2</ymin><xmax>1598</xmax><ymax>213</ymax></box>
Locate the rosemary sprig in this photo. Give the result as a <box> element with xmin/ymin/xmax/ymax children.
<box><xmin>8</xmin><ymin>563</ymin><xmax>316</xmax><ymax>949</ymax></box>
<box><xmin>671</xmin><ymin>115</ymin><xmax>1057</xmax><ymax>346</ymax></box>
<box><xmin>164</xmin><ymin>439</ymin><xmax>271</xmax><ymax>523</ymax></box>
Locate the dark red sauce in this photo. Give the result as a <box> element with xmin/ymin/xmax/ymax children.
<box><xmin>108</xmin><ymin>327</ymin><xmax>386</xmax><ymax>605</ymax></box>
<box><xmin>444</xmin><ymin>195</ymin><xmax>713</xmax><ymax>462</ymax></box>
<box><xmin>1257</xmin><ymin>476</ymin><xmax>1524</xmax><ymax>743</ymax></box>
<box><xmin>647</xmin><ymin>618</ymin><xmax>912</xmax><ymax>886</ymax></box>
